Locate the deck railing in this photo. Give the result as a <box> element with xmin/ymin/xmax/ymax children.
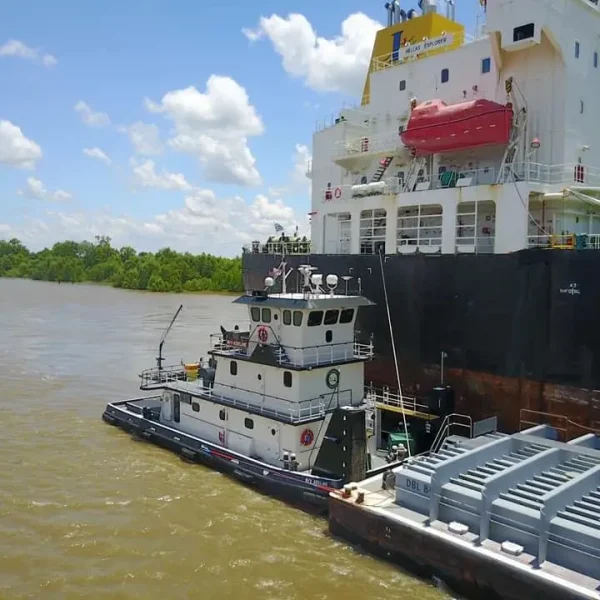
<box><xmin>527</xmin><ymin>233</ymin><xmax>600</xmax><ymax>250</ymax></box>
<box><xmin>242</xmin><ymin>240</ymin><xmax>311</xmax><ymax>255</ymax></box>
<box><xmin>210</xmin><ymin>333</ymin><xmax>374</xmax><ymax>367</ymax></box>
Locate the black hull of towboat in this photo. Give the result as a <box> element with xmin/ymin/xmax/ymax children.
<box><xmin>102</xmin><ymin>401</ymin><xmax>340</xmax><ymax>514</ymax></box>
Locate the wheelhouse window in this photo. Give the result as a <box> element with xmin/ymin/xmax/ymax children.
<box><xmin>339</xmin><ymin>308</ymin><xmax>355</xmax><ymax>323</ymax></box>
<box><xmin>307</xmin><ymin>310</ymin><xmax>323</xmax><ymax>327</ymax></box>
<box><xmin>283</xmin><ymin>310</ymin><xmax>292</xmax><ymax>325</ymax></box>
<box><xmin>244</xmin><ymin>418</ymin><xmax>254</xmax><ymax>429</ymax></box>
<box><xmin>324</xmin><ymin>309</ymin><xmax>339</xmax><ymax>325</ymax></box>
<box><xmin>230</xmin><ymin>361</ymin><xmax>237</xmax><ymax>376</ymax></box>
<box><xmin>261</xmin><ymin>308</ymin><xmax>271</xmax><ymax>323</ymax></box>
<box><xmin>251</xmin><ymin>307</ymin><xmax>260</xmax><ymax>322</ymax></box>
<box><xmin>283</xmin><ymin>371</ymin><xmax>292</xmax><ymax>388</ymax></box>
<box><xmin>513</xmin><ymin>23</ymin><xmax>534</xmax><ymax>42</ymax></box>
<box><xmin>441</xmin><ymin>68</ymin><xmax>449</xmax><ymax>83</ymax></box>
<box><xmin>481</xmin><ymin>57</ymin><xmax>491</xmax><ymax>74</ymax></box>
<box><xmin>293</xmin><ymin>311</ymin><xmax>303</xmax><ymax>326</ymax></box>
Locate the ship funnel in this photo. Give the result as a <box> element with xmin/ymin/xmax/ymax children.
<box><xmin>447</xmin><ymin>0</ymin><xmax>456</xmax><ymax>21</ymax></box>
<box><xmin>384</xmin><ymin>2</ymin><xmax>394</xmax><ymax>27</ymax></box>
<box><xmin>399</xmin><ymin>9</ymin><xmax>407</xmax><ymax>21</ymax></box>
<box><xmin>419</xmin><ymin>0</ymin><xmax>437</xmax><ymax>14</ymax></box>
<box><xmin>392</xmin><ymin>1</ymin><xmax>401</xmax><ymax>24</ymax></box>
<box><xmin>407</xmin><ymin>8</ymin><xmax>418</xmax><ymax>19</ymax></box>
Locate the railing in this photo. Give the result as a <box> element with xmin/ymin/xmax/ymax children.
<box><xmin>209</xmin><ymin>334</ymin><xmax>374</xmax><ymax>367</ymax></box>
<box><xmin>366</xmin><ymin>387</ymin><xmax>429</xmax><ymax>415</ymax></box>
<box><xmin>140</xmin><ymin>364</ymin><xmax>189</xmax><ymax>389</ymax></box>
<box><xmin>505</xmin><ymin>162</ymin><xmax>600</xmax><ymax>187</ymax></box>
<box><xmin>430</xmin><ymin>413</ymin><xmax>473</xmax><ymax>454</ymax></box>
<box><xmin>527</xmin><ymin>233</ymin><xmax>600</xmax><ymax>250</ymax></box>
<box><xmin>334</xmin><ymin>132</ymin><xmax>407</xmax><ymax>161</ymax></box>
<box><xmin>242</xmin><ymin>240</ymin><xmax>311</xmax><ymax>255</ymax></box>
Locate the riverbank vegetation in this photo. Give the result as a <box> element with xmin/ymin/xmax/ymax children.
<box><xmin>0</xmin><ymin>236</ymin><xmax>243</xmax><ymax>293</ymax></box>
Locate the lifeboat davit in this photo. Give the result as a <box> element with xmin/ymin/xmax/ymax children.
<box><xmin>400</xmin><ymin>99</ymin><xmax>514</xmax><ymax>156</ymax></box>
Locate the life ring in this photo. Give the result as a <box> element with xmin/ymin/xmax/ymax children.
<box><xmin>300</xmin><ymin>428</ymin><xmax>314</xmax><ymax>446</ymax></box>
<box><xmin>257</xmin><ymin>326</ymin><xmax>268</xmax><ymax>343</ymax></box>
<box><xmin>334</xmin><ymin>187</ymin><xmax>342</xmax><ymax>199</ymax></box>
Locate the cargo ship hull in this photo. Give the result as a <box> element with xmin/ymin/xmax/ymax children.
<box><xmin>242</xmin><ymin>250</ymin><xmax>600</xmax><ymax>434</ymax></box>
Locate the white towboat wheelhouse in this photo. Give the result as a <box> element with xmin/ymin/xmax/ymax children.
<box><xmin>102</xmin><ymin>263</ymin><xmax>377</xmax><ymax>512</ymax></box>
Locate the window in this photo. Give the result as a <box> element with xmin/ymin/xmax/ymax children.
<box><xmin>438</xmin><ymin>166</ymin><xmax>447</xmax><ymax>178</ymax></box>
<box><xmin>398</xmin><ymin>125</ymin><xmax>405</xmax><ymax>134</ymax></box>
<box><xmin>360</xmin><ymin>175</ymin><xmax>368</xmax><ymax>184</ymax></box>
<box><xmin>575</xmin><ymin>41</ymin><xmax>580</xmax><ymax>59</ymax></box>
<box><xmin>397</xmin><ymin>170</ymin><xmax>405</xmax><ymax>186</ymax></box>
<box><xmin>192</xmin><ymin>402</ymin><xmax>200</xmax><ymax>412</ymax></box>
<box><xmin>360</xmin><ymin>208</ymin><xmax>387</xmax><ymax>255</ymax></box>
<box><xmin>339</xmin><ymin>308</ymin><xmax>355</xmax><ymax>323</ymax></box>
<box><xmin>251</xmin><ymin>307</ymin><xmax>260</xmax><ymax>322</ymax></box>
<box><xmin>181</xmin><ymin>394</ymin><xmax>191</xmax><ymax>405</ymax></box>
<box><xmin>399</xmin><ymin>79</ymin><xmax>406</xmax><ymax>91</ymax></box>
<box><xmin>307</xmin><ymin>310</ymin><xmax>324</xmax><ymax>327</ymax></box>
<box><xmin>283</xmin><ymin>371</ymin><xmax>292</xmax><ymax>388</ymax></box>
<box><xmin>244</xmin><ymin>418</ymin><xmax>254</xmax><ymax>429</ymax></box>
<box><xmin>324</xmin><ymin>309</ymin><xmax>339</xmax><ymax>325</ymax></box>
<box><xmin>580</xmin><ymin>100</ymin><xmax>585</xmax><ymax>114</ymax></box>
<box><xmin>293</xmin><ymin>310</ymin><xmax>303</xmax><ymax>326</ymax></box>
<box><xmin>441</xmin><ymin>68</ymin><xmax>449</xmax><ymax>83</ymax></box>
<box><xmin>513</xmin><ymin>23</ymin><xmax>534</xmax><ymax>42</ymax></box>
<box><xmin>325</xmin><ymin>330</ymin><xmax>333</xmax><ymax>343</ymax></box>
<box><xmin>261</xmin><ymin>308</ymin><xmax>271</xmax><ymax>323</ymax></box>
<box><xmin>230</xmin><ymin>361</ymin><xmax>237</xmax><ymax>376</ymax></box>
<box><xmin>219</xmin><ymin>409</ymin><xmax>226</xmax><ymax>421</ymax></box>
<box><xmin>397</xmin><ymin>204</ymin><xmax>443</xmax><ymax>247</ymax></box>
<box><xmin>283</xmin><ymin>310</ymin><xmax>291</xmax><ymax>325</ymax></box>
<box><xmin>594</xmin><ymin>51</ymin><xmax>598</xmax><ymax>69</ymax></box>
<box><xmin>173</xmin><ymin>393</ymin><xmax>180</xmax><ymax>423</ymax></box>
<box><xmin>481</xmin><ymin>57</ymin><xmax>491</xmax><ymax>74</ymax></box>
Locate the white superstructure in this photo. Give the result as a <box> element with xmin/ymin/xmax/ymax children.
<box><xmin>309</xmin><ymin>0</ymin><xmax>600</xmax><ymax>256</ymax></box>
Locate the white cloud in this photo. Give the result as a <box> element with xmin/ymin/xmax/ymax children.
<box><xmin>74</xmin><ymin>101</ymin><xmax>111</xmax><ymax>127</ymax></box>
<box><xmin>131</xmin><ymin>158</ymin><xmax>192</xmax><ymax>191</ymax></box>
<box><xmin>146</xmin><ymin>75</ymin><xmax>263</xmax><ymax>186</ymax></box>
<box><xmin>292</xmin><ymin>143</ymin><xmax>311</xmax><ymax>185</ymax></box>
<box><xmin>123</xmin><ymin>121</ymin><xmax>163</xmax><ymax>155</ymax></box>
<box><xmin>17</xmin><ymin>177</ymin><xmax>72</xmax><ymax>202</ymax></box>
<box><xmin>0</xmin><ymin>120</ymin><xmax>43</xmax><ymax>169</ymax></box>
<box><xmin>0</xmin><ymin>39</ymin><xmax>57</xmax><ymax>68</ymax></box>
<box><xmin>83</xmin><ymin>147</ymin><xmax>111</xmax><ymax>165</ymax></box>
<box><xmin>1</xmin><ymin>192</ymin><xmax>306</xmax><ymax>257</ymax></box>
<box><xmin>243</xmin><ymin>13</ymin><xmax>381</xmax><ymax>96</ymax></box>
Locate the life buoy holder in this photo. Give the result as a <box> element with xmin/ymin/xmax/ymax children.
<box><xmin>300</xmin><ymin>428</ymin><xmax>314</xmax><ymax>446</ymax></box>
<box><xmin>334</xmin><ymin>187</ymin><xmax>342</xmax><ymax>199</ymax></box>
<box><xmin>257</xmin><ymin>326</ymin><xmax>269</xmax><ymax>343</ymax></box>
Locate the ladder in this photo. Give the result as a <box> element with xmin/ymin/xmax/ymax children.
<box><xmin>496</xmin><ymin>77</ymin><xmax>528</xmax><ymax>183</ymax></box>
<box><xmin>403</xmin><ymin>154</ymin><xmax>426</xmax><ymax>192</ymax></box>
<box><xmin>371</xmin><ymin>156</ymin><xmax>394</xmax><ymax>182</ymax></box>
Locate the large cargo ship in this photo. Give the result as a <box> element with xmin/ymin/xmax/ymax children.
<box><xmin>242</xmin><ymin>0</ymin><xmax>600</xmax><ymax>436</ymax></box>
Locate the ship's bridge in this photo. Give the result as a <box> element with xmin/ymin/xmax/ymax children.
<box><xmin>210</xmin><ymin>270</ymin><xmax>375</xmax><ymax>369</ymax></box>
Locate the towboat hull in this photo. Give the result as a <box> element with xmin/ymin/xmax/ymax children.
<box><xmin>102</xmin><ymin>399</ymin><xmax>342</xmax><ymax>514</ymax></box>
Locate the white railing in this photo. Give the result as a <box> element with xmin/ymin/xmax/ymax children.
<box><xmin>334</xmin><ymin>132</ymin><xmax>407</xmax><ymax>161</ymax></box>
<box><xmin>504</xmin><ymin>162</ymin><xmax>600</xmax><ymax>187</ymax></box>
<box><xmin>366</xmin><ymin>387</ymin><xmax>431</xmax><ymax>416</ymax></box>
<box><xmin>527</xmin><ymin>233</ymin><xmax>600</xmax><ymax>250</ymax></box>
<box><xmin>242</xmin><ymin>240</ymin><xmax>311</xmax><ymax>254</ymax></box>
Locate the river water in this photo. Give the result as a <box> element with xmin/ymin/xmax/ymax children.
<box><xmin>0</xmin><ymin>279</ymin><xmax>451</xmax><ymax>600</ymax></box>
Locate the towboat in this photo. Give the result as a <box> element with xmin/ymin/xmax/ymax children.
<box><xmin>102</xmin><ymin>262</ymin><xmax>411</xmax><ymax>512</ymax></box>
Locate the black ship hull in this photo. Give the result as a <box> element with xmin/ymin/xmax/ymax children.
<box><xmin>242</xmin><ymin>250</ymin><xmax>600</xmax><ymax>435</ymax></box>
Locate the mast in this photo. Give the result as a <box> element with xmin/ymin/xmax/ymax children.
<box><xmin>156</xmin><ymin>304</ymin><xmax>183</xmax><ymax>373</ymax></box>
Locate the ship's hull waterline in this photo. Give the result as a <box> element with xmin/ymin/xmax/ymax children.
<box><xmin>242</xmin><ymin>250</ymin><xmax>600</xmax><ymax>434</ymax></box>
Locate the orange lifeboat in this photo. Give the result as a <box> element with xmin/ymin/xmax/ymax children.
<box><xmin>400</xmin><ymin>99</ymin><xmax>514</xmax><ymax>156</ymax></box>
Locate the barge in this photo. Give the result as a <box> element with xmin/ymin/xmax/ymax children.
<box><xmin>329</xmin><ymin>422</ymin><xmax>600</xmax><ymax>600</ymax></box>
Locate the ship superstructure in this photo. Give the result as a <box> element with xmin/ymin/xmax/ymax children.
<box><xmin>309</xmin><ymin>0</ymin><xmax>600</xmax><ymax>256</ymax></box>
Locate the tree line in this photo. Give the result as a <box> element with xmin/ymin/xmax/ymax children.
<box><xmin>0</xmin><ymin>236</ymin><xmax>244</xmax><ymax>293</ymax></box>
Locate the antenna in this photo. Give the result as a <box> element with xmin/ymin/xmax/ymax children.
<box><xmin>157</xmin><ymin>304</ymin><xmax>183</xmax><ymax>373</ymax></box>
<box><xmin>342</xmin><ymin>275</ymin><xmax>353</xmax><ymax>296</ymax></box>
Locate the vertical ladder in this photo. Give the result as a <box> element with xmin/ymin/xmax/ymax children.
<box><xmin>371</xmin><ymin>156</ymin><xmax>394</xmax><ymax>182</ymax></box>
<box><xmin>496</xmin><ymin>77</ymin><xmax>528</xmax><ymax>183</ymax></box>
<box><xmin>403</xmin><ymin>154</ymin><xmax>426</xmax><ymax>192</ymax></box>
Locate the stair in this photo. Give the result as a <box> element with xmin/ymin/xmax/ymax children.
<box><xmin>402</xmin><ymin>155</ymin><xmax>426</xmax><ymax>192</ymax></box>
<box><xmin>371</xmin><ymin>156</ymin><xmax>393</xmax><ymax>182</ymax></box>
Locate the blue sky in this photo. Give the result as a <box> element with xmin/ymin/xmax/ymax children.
<box><xmin>0</xmin><ymin>0</ymin><xmax>478</xmax><ymax>256</ymax></box>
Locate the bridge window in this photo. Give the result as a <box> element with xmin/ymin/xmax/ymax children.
<box><xmin>244</xmin><ymin>418</ymin><xmax>254</xmax><ymax>429</ymax></box>
<box><xmin>399</xmin><ymin>79</ymin><xmax>406</xmax><ymax>91</ymax></box>
<box><xmin>192</xmin><ymin>402</ymin><xmax>200</xmax><ymax>412</ymax></box>
<box><xmin>481</xmin><ymin>57</ymin><xmax>491</xmax><ymax>74</ymax></box>
<box><xmin>261</xmin><ymin>308</ymin><xmax>271</xmax><ymax>323</ymax></box>
<box><xmin>283</xmin><ymin>371</ymin><xmax>292</xmax><ymax>387</ymax></box>
<box><xmin>283</xmin><ymin>310</ymin><xmax>291</xmax><ymax>325</ymax></box>
<box><xmin>441</xmin><ymin>68</ymin><xmax>449</xmax><ymax>83</ymax></box>
<box><xmin>339</xmin><ymin>308</ymin><xmax>355</xmax><ymax>323</ymax></box>
<box><xmin>324</xmin><ymin>309</ymin><xmax>339</xmax><ymax>325</ymax></box>
<box><xmin>293</xmin><ymin>310</ymin><xmax>303</xmax><ymax>326</ymax></box>
<box><xmin>308</xmin><ymin>310</ymin><xmax>323</xmax><ymax>327</ymax></box>
<box><xmin>325</xmin><ymin>330</ymin><xmax>333</xmax><ymax>343</ymax></box>
<box><xmin>251</xmin><ymin>307</ymin><xmax>260</xmax><ymax>322</ymax></box>
<box><xmin>230</xmin><ymin>361</ymin><xmax>237</xmax><ymax>376</ymax></box>
<box><xmin>575</xmin><ymin>41</ymin><xmax>580</xmax><ymax>59</ymax></box>
<box><xmin>513</xmin><ymin>23</ymin><xmax>534</xmax><ymax>42</ymax></box>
